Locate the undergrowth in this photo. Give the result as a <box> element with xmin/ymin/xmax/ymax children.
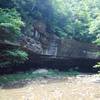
<box><xmin>0</xmin><ymin>69</ymin><xmax>80</xmax><ymax>84</ymax></box>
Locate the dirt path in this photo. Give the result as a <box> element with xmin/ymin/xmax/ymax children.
<box><xmin>0</xmin><ymin>74</ymin><xmax>100</xmax><ymax>100</ymax></box>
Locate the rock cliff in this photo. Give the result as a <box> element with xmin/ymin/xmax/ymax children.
<box><xmin>18</xmin><ymin>20</ymin><xmax>100</xmax><ymax>60</ymax></box>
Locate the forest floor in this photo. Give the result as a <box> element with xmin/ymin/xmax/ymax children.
<box><xmin>0</xmin><ymin>70</ymin><xmax>100</xmax><ymax>100</ymax></box>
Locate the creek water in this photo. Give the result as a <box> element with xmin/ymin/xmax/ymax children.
<box><xmin>0</xmin><ymin>74</ymin><xmax>100</xmax><ymax>100</ymax></box>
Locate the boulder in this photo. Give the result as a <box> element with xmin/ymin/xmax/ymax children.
<box><xmin>33</xmin><ymin>69</ymin><xmax>48</xmax><ymax>74</ymax></box>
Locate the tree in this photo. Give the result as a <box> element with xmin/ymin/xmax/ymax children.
<box><xmin>0</xmin><ymin>8</ymin><xmax>24</xmax><ymax>41</ymax></box>
<box><xmin>0</xmin><ymin>8</ymin><xmax>28</xmax><ymax>67</ymax></box>
<box><xmin>7</xmin><ymin>0</ymin><xmax>99</xmax><ymax>43</ymax></box>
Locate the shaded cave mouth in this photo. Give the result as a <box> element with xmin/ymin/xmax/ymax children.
<box><xmin>0</xmin><ymin>58</ymin><xmax>100</xmax><ymax>75</ymax></box>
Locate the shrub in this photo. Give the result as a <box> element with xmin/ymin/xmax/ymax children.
<box><xmin>0</xmin><ymin>49</ymin><xmax>28</xmax><ymax>68</ymax></box>
<box><xmin>0</xmin><ymin>8</ymin><xmax>24</xmax><ymax>41</ymax></box>
<box><xmin>6</xmin><ymin>49</ymin><xmax>28</xmax><ymax>63</ymax></box>
<box><xmin>0</xmin><ymin>8</ymin><xmax>28</xmax><ymax>68</ymax></box>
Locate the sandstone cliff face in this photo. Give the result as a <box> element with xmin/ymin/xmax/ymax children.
<box><xmin>19</xmin><ymin>20</ymin><xmax>100</xmax><ymax>60</ymax></box>
<box><xmin>57</xmin><ymin>38</ymin><xmax>100</xmax><ymax>59</ymax></box>
<box><xmin>19</xmin><ymin>20</ymin><xmax>60</xmax><ymax>55</ymax></box>
<box><xmin>19</xmin><ymin>21</ymin><xmax>47</xmax><ymax>54</ymax></box>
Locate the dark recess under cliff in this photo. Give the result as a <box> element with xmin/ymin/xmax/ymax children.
<box><xmin>0</xmin><ymin>54</ymin><xmax>100</xmax><ymax>75</ymax></box>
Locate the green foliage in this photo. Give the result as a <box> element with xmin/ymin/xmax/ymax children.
<box><xmin>6</xmin><ymin>49</ymin><xmax>28</xmax><ymax>63</ymax></box>
<box><xmin>94</xmin><ymin>38</ymin><xmax>100</xmax><ymax>46</ymax></box>
<box><xmin>0</xmin><ymin>49</ymin><xmax>28</xmax><ymax>68</ymax></box>
<box><xmin>94</xmin><ymin>52</ymin><xmax>100</xmax><ymax>71</ymax></box>
<box><xmin>11</xmin><ymin>0</ymin><xmax>36</xmax><ymax>36</ymax></box>
<box><xmin>50</xmin><ymin>0</ymin><xmax>100</xmax><ymax>42</ymax></box>
<box><xmin>0</xmin><ymin>62</ymin><xmax>10</xmax><ymax>68</ymax></box>
<box><xmin>0</xmin><ymin>8</ymin><xmax>24</xmax><ymax>41</ymax></box>
<box><xmin>5</xmin><ymin>0</ymin><xmax>99</xmax><ymax>43</ymax></box>
<box><xmin>94</xmin><ymin>62</ymin><xmax>100</xmax><ymax>68</ymax></box>
<box><xmin>0</xmin><ymin>69</ymin><xmax>80</xmax><ymax>84</ymax></box>
<box><xmin>0</xmin><ymin>7</ymin><xmax>27</xmax><ymax>67</ymax></box>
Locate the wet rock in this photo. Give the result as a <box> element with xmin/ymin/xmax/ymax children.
<box><xmin>19</xmin><ymin>34</ymin><xmax>43</xmax><ymax>54</ymax></box>
<box><xmin>33</xmin><ymin>69</ymin><xmax>48</xmax><ymax>74</ymax></box>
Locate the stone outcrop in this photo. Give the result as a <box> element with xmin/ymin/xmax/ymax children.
<box><xmin>57</xmin><ymin>38</ymin><xmax>100</xmax><ymax>59</ymax></box>
<box><xmin>19</xmin><ymin>34</ymin><xmax>43</xmax><ymax>54</ymax></box>
<box><xmin>19</xmin><ymin>20</ymin><xmax>50</xmax><ymax>54</ymax></box>
<box><xmin>18</xmin><ymin>20</ymin><xmax>100</xmax><ymax>60</ymax></box>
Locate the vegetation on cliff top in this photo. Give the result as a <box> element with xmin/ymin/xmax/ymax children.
<box><xmin>3</xmin><ymin>0</ymin><xmax>99</xmax><ymax>43</ymax></box>
<box><xmin>0</xmin><ymin>0</ymin><xmax>100</xmax><ymax>43</ymax></box>
<box><xmin>0</xmin><ymin>8</ymin><xmax>24</xmax><ymax>41</ymax></box>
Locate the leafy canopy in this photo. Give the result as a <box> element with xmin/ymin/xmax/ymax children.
<box><xmin>0</xmin><ymin>8</ymin><xmax>24</xmax><ymax>41</ymax></box>
<box><xmin>0</xmin><ymin>8</ymin><xmax>27</xmax><ymax>67</ymax></box>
